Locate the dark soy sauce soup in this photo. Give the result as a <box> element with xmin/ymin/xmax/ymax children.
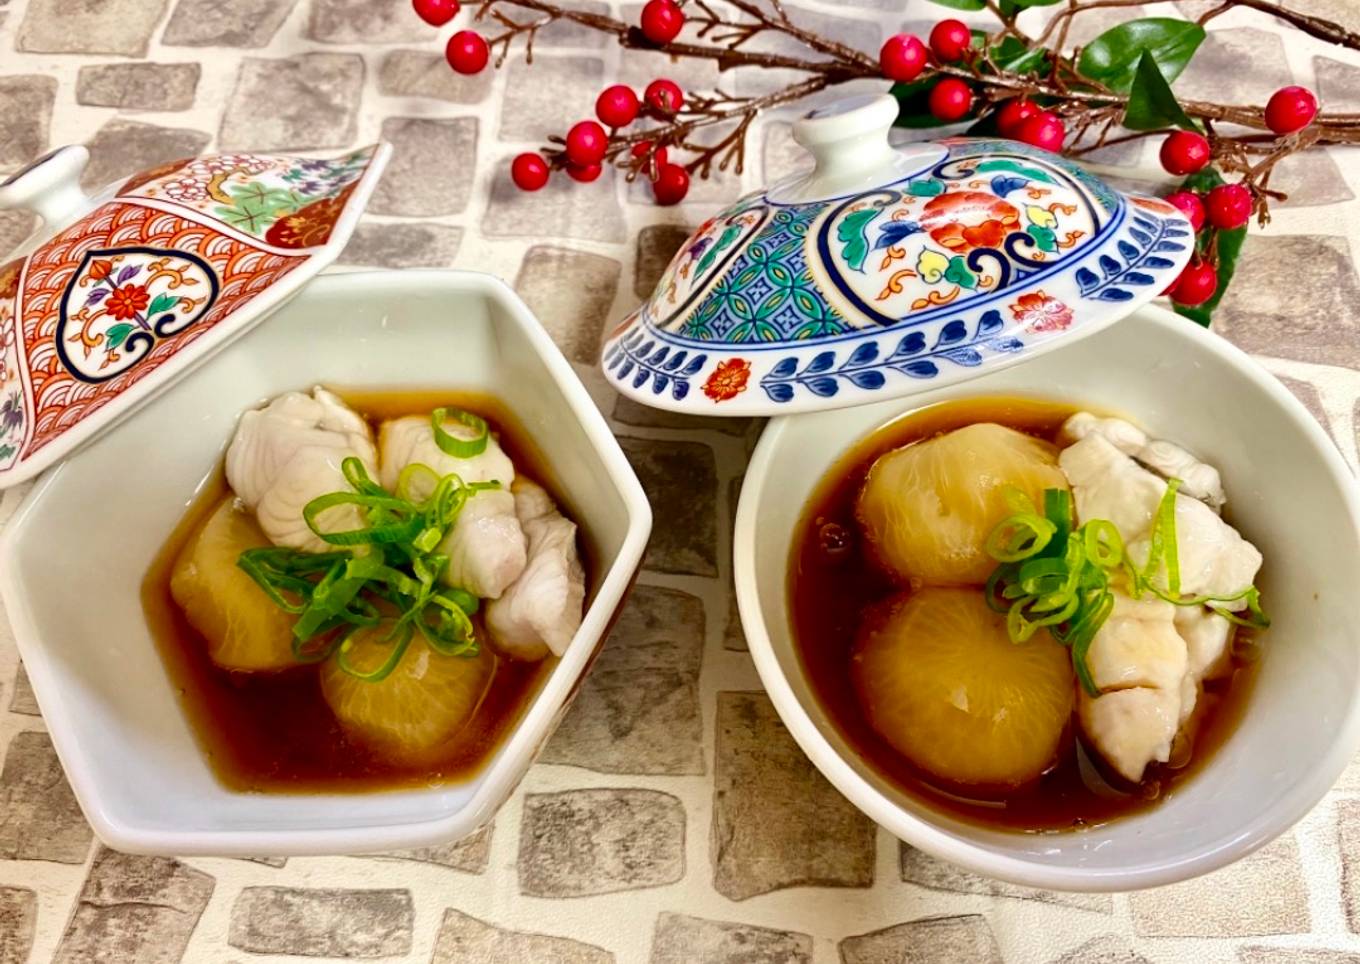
<box><xmin>142</xmin><ymin>390</ymin><xmax>574</xmax><ymax>793</ymax></box>
<box><xmin>788</xmin><ymin>396</ymin><xmax>1259</xmax><ymax>832</ymax></box>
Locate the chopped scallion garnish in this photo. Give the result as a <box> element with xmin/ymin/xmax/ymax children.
<box><xmin>431</xmin><ymin>407</ymin><xmax>489</xmax><ymax>459</ymax></box>
<box><xmin>236</xmin><ymin>455</ymin><xmax>497</xmax><ymax>682</ymax></box>
<box><xmin>985</xmin><ymin>480</ymin><xmax>1269</xmax><ymax>697</ymax></box>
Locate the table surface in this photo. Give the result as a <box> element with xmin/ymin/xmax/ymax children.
<box><xmin>2</xmin><ymin>0</ymin><xmax>1360</xmax><ymax>961</ymax></box>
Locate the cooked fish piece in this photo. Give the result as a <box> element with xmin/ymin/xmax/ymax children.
<box><xmin>378</xmin><ymin>414</ymin><xmax>514</xmax><ymax>490</ymax></box>
<box><xmin>486</xmin><ymin>479</ymin><xmax>585</xmax><ymax>661</ymax></box>
<box><xmin>226</xmin><ymin>388</ymin><xmax>377</xmax><ymax>553</ymax></box>
<box><xmin>1173</xmin><ymin>606</ymin><xmax>1235</xmax><ymax>724</ymax></box>
<box><xmin>378</xmin><ymin>415</ymin><xmax>526</xmax><ymax>599</ymax></box>
<box><xmin>1059</xmin><ymin>434</ymin><xmax>1260</xmax><ymax>608</ymax></box>
<box><xmin>1058</xmin><ymin>411</ymin><xmax>1148</xmax><ymax>455</ymax></box>
<box><xmin>1079</xmin><ymin>686</ymin><xmax>1183</xmax><ymax>785</ymax></box>
<box><xmin>1059</xmin><ymin>433</ymin><xmax>1165</xmax><ymax>542</ymax></box>
<box><xmin>1078</xmin><ymin>591</ymin><xmax>1188</xmax><ymax>783</ymax></box>
<box><xmin>1059</xmin><ymin>412</ymin><xmax>1225</xmax><ymax>509</ymax></box>
<box><xmin>1085</xmin><ymin>593</ymin><xmax>1187</xmax><ymax>692</ymax></box>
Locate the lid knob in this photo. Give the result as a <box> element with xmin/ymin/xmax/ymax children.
<box><xmin>771</xmin><ymin>94</ymin><xmax>948</xmax><ymax>204</ymax></box>
<box><xmin>0</xmin><ymin>145</ymin><xmax>92</xmax><ymax>228</ymax></box>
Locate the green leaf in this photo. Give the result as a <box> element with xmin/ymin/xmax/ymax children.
<box><xmin>1077</xmin><ymin>17</ymin><xmax>1205</xmax><ymax>93</ymax></box>
<box><xmin>146</xmin><ymin>293</ymin><xmax>178</xmax><ymax>317</ymax></box>
<box><xmin>836</xmin><ymin>208</ymin><xmax>881</xmax><ymax>272</ymax></box>
<box><xmin>1179</xmin><ymin>166</ymin><xmax>1225</xmax><ymax>194</ymax></box>
<box><xmin>926</xmin><ymin>0</ymin><xmax>986</xmax><ymax>9</ymax></box>
<box><xmin>1174</xmin><ymin>225</ymin><xmax>1246</xmax><ymax>327</ymax></box>
<box><xmin>1026</xmin><ymin>223</ymin><xmax>1058</xmax><ymax>252</ymax></box>
<box><xmin>907</xmin><ymin>179</ymin><xmax>945</xmax><ymax>197</ymax></box>
<box><xmin>944</xmin><ymin>256</ymin><xmax>978</xmax><ymax>289</ymax></box>
<box><xmin>990</xmin><ymin>35</ymin><xmax>1051</xmax><ymax>75</ymax></box>
<box><xmin>1000</xmin><ymin>0</ymin><xmax>1061</xmax><ymax>14</ymax></box>
<box><xmin>1123</xmin><ymin>52</ymin><xmax>1200</xmax><ymax>132</ymax></box>
<box><xmin>105</xmin><ymin>322</ymin><xmax>135</xmax><ymax>350</ymax></box>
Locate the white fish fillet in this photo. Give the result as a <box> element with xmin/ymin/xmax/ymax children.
<box><xmin>1173</xmin><ymin>606</ymin><xmax>1234</xmax><ymax>724</ymax></box>
<box><xmin>1062</xmin><ymin>433</ymin><xmax>1260</xmax><ymax>782</ymax></box>
<box><xmin>486</xmin><ymin>479</ymin><xmax>585</xmax><ymax>661</ymax></box>
<box><xmin>377</xmin><ymin>416</ymin><xmax>526</xmax><ymax>599</ymax></box>
<box><xmin>1059</xmin><ymin>434</ymin><xmax>1260</xmax><ymax>607</ymax></box>
<box><xmin>226</xmin><ymin>388</ymin><xmax>377</xmax><ymax>553</ymax></box>
<box><xmin>1060</xmin><ymin>412</ymin><xmax>1225</xmax><ymax>509</ymax></box>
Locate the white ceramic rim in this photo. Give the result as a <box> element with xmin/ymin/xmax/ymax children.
<box><xmin>734</xmin><ymin>303</ymin><xmax>1360</xmax><ymax>891</ymax></box>
<box><xmin>0</xmin><ymin>269</ymin><xmax>654</xmax><ymax>856</ymax></box>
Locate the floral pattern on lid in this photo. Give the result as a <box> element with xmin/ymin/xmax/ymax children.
<box><xmin>601</xmin><ymin>94</ymin><xmax>1193</xmax><ymax>416</ymax></box>
<box><xmin>0</xmin><ymin>143</ymin><xmax>390</xmax><ymax>487</ymax></box>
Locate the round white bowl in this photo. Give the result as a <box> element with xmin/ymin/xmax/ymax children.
<box><xmin>0</xmin><ymin>270</ymin><xmax>651</xmax><ymax>857</ymax></box>
<box><xmin>735</xmin><ymin>303</ymin><xmax>1360</xmax><ymax>891</ymax></box>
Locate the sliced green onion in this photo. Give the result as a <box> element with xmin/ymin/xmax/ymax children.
<box><xmin>235</xmin><ymin>409</ymin><xmax>507</xmax><ymax>681</ymax></box>
<box><xmin>984</xmin><ymin>478</ymin><xmax>1268</xmax><ymax>700</ymax></box>
<box><xmin>432</xmin><ymin>407</ymin><xmax>489</xmax><ymax>459</ymax></box>
<box><xmin>336</xmin><ymin>622</ymin><xmax>414</xmax><ymax>682</ymax></box>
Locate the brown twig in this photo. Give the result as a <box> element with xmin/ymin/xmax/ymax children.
<box><xmin>476</xmin><ymin>0</ymin><xmax>1360</xmax><ymax>225</ymax></box>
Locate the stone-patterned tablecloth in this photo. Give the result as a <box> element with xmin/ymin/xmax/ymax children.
<box><xmin>1</xmin><ymin>0</ymin><xmax>1359</xmax><ymax>961</ymax></box>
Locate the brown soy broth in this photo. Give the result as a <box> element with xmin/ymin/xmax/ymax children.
<box><xmin>141</xmin><ymin>390</ymin><xmax>571</xmax><ymax>793</ymax></box>
<box><xmin>789</xmin><ymin>395</ymin><xmax>1260</xmax><ymax>832</ymax></box>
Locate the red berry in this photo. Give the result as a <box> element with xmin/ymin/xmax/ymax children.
<box><xmin>631</xmin><ymin>140</ymin><xmax>669</xmax><ymax>169</ymax></box>
<box><xmin>445</xmin><ymin>30</ymin><xmax>488</xmax><ymax>74</ymax></box>
<box><xmin>645</xmin><ymin>78</ymin><xmax>684</xmax><ymax>115</ymax></box>
<box><xmin>879</xmin><ymin>34</ymin><xmax>928</xmax><ymax>83</ymax></box>
<box><xmin>596</xmin><ymin>85</ymin><xmax>639</xmax><ymax>128</ymax></box>
<box><xmin>639</xmin><ymin>0</ymin><xmax>684</xmax><ymax>44</ymax></box>
<box><xmin>565</xmin><ymin>120</ymin><xmax>608</xmax><ymax>166</ymax></box>
<box><xmin>1015</xmin><ymin>111</ymin><xmax>1065</xmax><ymax>152</ymax></box>
<box><xmin>929</xmin><ymin>18</ymin><xmax>972</xmax><ymax>63</ymax></box>
<box><xmin>1264</xmin><ymin>85</ymin><xmax>1318</xmax><ymax>135</ymax></box>
<box><xmin>1205</xmin><ymin>183</ymin><xmax>1253</xmax><ymax>229</ymax></box>
<box><xmin>1164</xmin><ymin>190</ymin><xmax>1205</xmax><ymax>232</ymax></box>
<box><xmin>413</xmin><ymin>0</ymin><xmax>459</xmax><ymax>26</ymax></box>
<box><xmin>1171</xmin><ymin>259</ymin><xmax>1218</xmax><ymax>306</ymax></box>
<box><xmin>995</xmin><ymin>98</ymin><xmax>1040</xmax><ymax>136</ymax></box>
<box><xmin>928</xmin><ymin>78</ymin><xmax>973</xmax><ymax>122</ymax></box>
<box><xmin>567</xmin><ymin>162</ymin><xmax>603</xmax><ymax>183</ymax></box>
<box><xmin>510</xmin><ymin>152</ymin><xmax>549</xmax><ymax>191</ymax></box>
<box><xmin>1159</xmin><ymin>130</ymin><xmax>1211</xmax><ymax>175</ymax></box>
<box><xmin>652</xmin><ymin>163</ymin><xmax>689</xmax><ymax>205</ymax></box>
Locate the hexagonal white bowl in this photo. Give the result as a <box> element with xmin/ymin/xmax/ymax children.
<box><xmin>0</xmin><ymin>270</ymin><xmax>651</xmax><ymax>857</ymax></box>
<box><xmin>736</xmin><ymin>303</ymin><xmax>1360</xmax><ymax>891</ymax></box>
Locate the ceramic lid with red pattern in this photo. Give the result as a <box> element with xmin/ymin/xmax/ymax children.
<box><xmin>0</xmin><ymin>142</ymin><xmax>390</xmax><ymax>487</ymax></box>
<box><xmin>601</xmin><ymin>93</ymin><xmax>1194</xmax><ymax>416</ymax></box>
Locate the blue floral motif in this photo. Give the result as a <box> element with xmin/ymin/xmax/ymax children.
<box><xmin>604</xmin><ymin>326</ymin><xmax>708</xmax><ymax>401</ymax></box>
<box><xmin>758</xmin><ymin>309</ymin><xmax>1022</xmax><ymax>402</ymax></box>
<box><xmin>1075</xmin><ymin>211</ymin><xmax>1189</xmax><ymax>303</ymax></box>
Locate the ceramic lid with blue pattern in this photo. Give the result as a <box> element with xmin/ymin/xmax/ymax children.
<box><xmin>601</xmin><ymin>93</ymin><xmax>1195</xmax><ymax>416</ymax></box>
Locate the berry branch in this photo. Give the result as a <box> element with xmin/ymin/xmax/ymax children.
<box><xmin>414</xmin><ymin>0</ymin><xmax>1360</xmax><ymax>324</ymax></box>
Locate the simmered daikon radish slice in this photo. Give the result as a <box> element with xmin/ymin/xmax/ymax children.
<box><xmin>169</xmin><ymin>497</ymin><xmax>298</xmax><ymax>672</ymax></box>
<box><xmin>855</xmin><ymin>423</ymin><xmax>1069</xmax><ymax>586</ymax></box>
<box><xmin>852</xmin><ymin>588</ymin><xmax>1074</xmax><ymax>790</ymax></box>
<box><xmin>321</xmin><ymin>630</ymin><xmax>494</xmax><ymax>763</ymax></box>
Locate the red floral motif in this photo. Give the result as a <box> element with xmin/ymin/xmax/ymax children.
<box><xmin>703</xmin><ymin>358</ymin><xmax>751</xmax><ymax>402</ymax></box>
<box><xmin>105</xmin><ymin>284</ymin><xmax>150</xmax><ymax>321</ymax></box>
<box><xmin>263</xmin><ymin>184</ymin><xmax>356</xmax><ymax>249</ymax></box>
<box><xmin>1009</xmin><ymin>290</ymin><xmax>1073</xmax><ymax>332</ymax></box>
<box><xmin>921</xmin><ymin>191</ymin><xmax>1022</xmax><ymax>254</ymax></box>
